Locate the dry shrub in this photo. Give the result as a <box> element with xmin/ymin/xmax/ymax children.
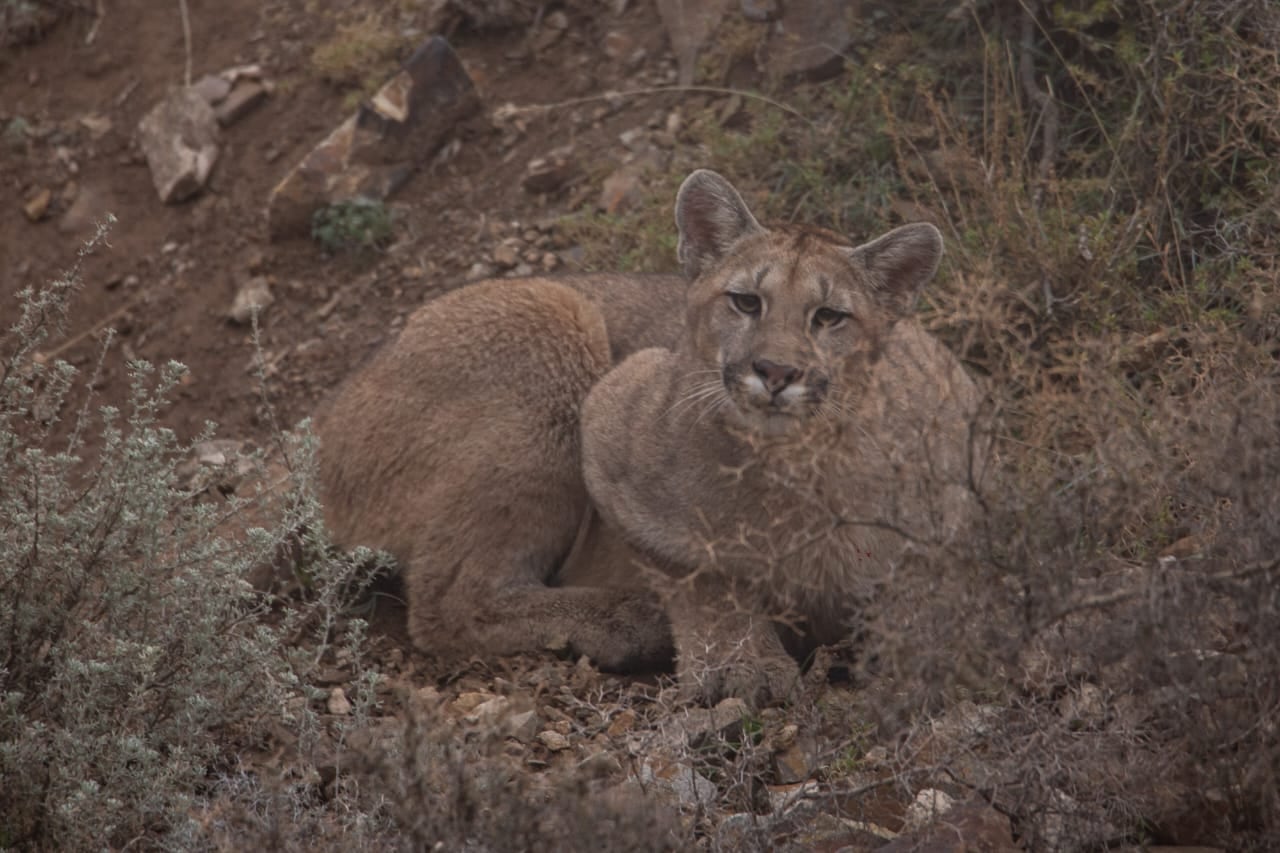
<box><xmin>573</xmin><ymin>0</ymin><xmax>1279</xmax><ymax>847</ymax></box>
<box><xmin>357</xmin><ymin>705</ymin><xmax>690</xmax><ymax>852</ymax></box>
<box><xmin>853</xmin><ymin>2</ymin><xmax>1280</xmax><ymax>848</ymax></box>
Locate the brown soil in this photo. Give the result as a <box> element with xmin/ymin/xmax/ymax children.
<box><xmin>0</xmin><ymin>0</ymin><xmax>678</xmax><ymax>451</ymax></box>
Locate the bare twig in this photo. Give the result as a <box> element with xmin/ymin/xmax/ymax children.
<box><xmin>1045</xmin><ymin>557</ymin><xmax>1280</xmax><ymax>625</ymax></box>
<box><xmin>36</xmin><ymin>290</ymin><xmax>145</xmax><ymax>363</ymax></box>
<box><xmin>177</xmin><ymin>0</ymin><xmax>192</xmax><ymax>87</ymax></box>
<box><xmin>503</xmin><ymin>85</ymin><xmax>813</xmax><ymax>125</ymax></box>
<box><xmin>84</xmin><ymin>0</ymin><xmax>105</xmax><ymax>45</ymax></box>
<box><xmin>1016</xmin><ymin>2</ymin><xmax>1059</xmax><ymax>196</ymax></box>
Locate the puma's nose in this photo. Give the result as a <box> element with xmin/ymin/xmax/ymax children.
<box><xmin>753</xmin><ymin>359</ymin><xmax>803</xmax><ymax>395</ymax></box>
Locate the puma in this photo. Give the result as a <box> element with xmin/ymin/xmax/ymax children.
<box><xmin>317</xmin><ymin>170</ymin><xmax>985</xmax><ymax>705</ymax></box>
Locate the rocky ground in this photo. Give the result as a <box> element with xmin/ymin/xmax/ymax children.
<box><xmin>0</xmin><ymin>2</ymin><xmax>1240</xmax><ymax>850</ymax></box>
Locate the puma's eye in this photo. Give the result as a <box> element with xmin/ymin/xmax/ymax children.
<box><xmin>728</xmin><ymin>292</ymin><xmax>762</xmax><ymax>316</ymax></box>
<box><xmin>813</xmin><ymin>307</ymin><xmax>849</xmax><ymax>328</ymax></box>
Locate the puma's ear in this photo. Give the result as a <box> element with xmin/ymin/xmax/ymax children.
<box><xmin>675</xmin><ymin>170</ymin><xmax>764</xmax><ymax>279</ymax></box>
<box><xmin>846</xmin><ymin>223</ymin><xmax>944</xmax><ymax>315</ymax></box>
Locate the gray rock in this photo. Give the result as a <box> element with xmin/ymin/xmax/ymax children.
<box><xmin>137</xmin><ymin>88</ymin><xmax>220</xmax><ymax>203</ymax></box>
<box><xmin>192</xmin><ymin>73</ymin><xmax>232</xmax><ymax>104</ymax></box>
<box><xmin>638</xmin><ymin>758</ymin><xmax>717</xmax><ymax>808</ymax></box>
<box><xmin>902</xmin><ymin>788</ymin><xmax>956</xmax><ymax>831</ymax></box>
<box><xmin>267</xmin><ymin>37</ymin><xmax>478</xmax><ymax>239</ymax></box>
<box><xmin>879</xmin><ymin>796</ymin><xmax>1018</xmax><ymax>853</ymax></box>
<box><xmin>214</xmin><ymin>80</ymin><xmax>268</xmax><ymax>126</ymax></box>
<box><xmin>740</xmin><ymin>0</ymin><xmax>780</xmax><ymax>22</ymax></box>
<box><xmin>503</xmin><ymin>709</ymin><xmax>540</xmax><ymax>743</ymax></box>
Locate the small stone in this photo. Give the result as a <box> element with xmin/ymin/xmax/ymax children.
<box><xmin>881</xmin><ymin>796</ymin><xmax>1019</xmax><ymax>853</ymax></box>
<box><xmin>137</xmin><ymin>87</ymin><xmax>220</xmax><ymax>203</ymax></box>
<box><xmin>598</xmin><ymin>164</ymin><xmax>645</xmax><ymax>214</ymax></box>
<box><xmin>192</xmin><ymin>73</ymin><xmax>233</xmax><ymax>104</ymax></box>
<box><xmin>450</xmin><ymin>691</ymin><xmax>494</xmax><ymax>715</ymax></box>
<box><xmin>531</xmin><ymin>10</ymin><xmax>569</xmax><ymax>51</ymax></box>
<box><xmin>228</xmin><ymin>276</ymin><xmax>274</xmax><ymax>324</ymax></box>
<box><xmin>903</xmin><ymin>788</ymin><xmax>957</xmax><ymax>831</ymax></box>
<box><xmin>327</xmin><ymin>687</ymin><xmax>352</xmax><ymax>715</ymax></box>
<box><xmin>665</xmin><ymin>110</ymin><xmax>682</xmax><ymax>136</ymax></box>
<box><xmin>193</xmin><ymin>439</ymin><xmax>243</xmax><ymax>468</ymax></box>
<box><xmin>740</xmin><ymin>0</ymin><xmax>779</xmax><ymax>21</ymax></box>
<box><xmin>766</xmin><ymin>781</ymin><xmax>824</xmax><ymax>817</ymax></box>
<box><xmin>78</xmin><ymin>114</ymin><xmax>113</xmax><ymax>139</ymax></box>
<box><xmin>503</xmin><ymin>709</ymin><xmax>540</xmax><ymax>742</ymax></box>
<box><xmin>773</xmin><ymin>723</ymin><xmax>798</xmax><ymax>748</ymax></box>
<box><xmin>538</xmin><ymin>730</ymin><xmax>571</xmax><ymax>751</ymax></box>
<box><xmin>23</xmin><ymin>188</ymin><xmax>51</xmax><ymax>222</ymax></box>
<box><xmin>540</xmin><ymin>252</ymin><xmax>559</xmax><ymax>272</ymax></box>
<box><xmin>864</xmin><ymin>745</ymin><xmax>889</xmax><ymax>765</ymax></box>
<box><xmin>492</xmin><ymin>242</ymin><xmax>520</xmax><ymax>268</ymax></box>
<box><xmin>467</xmin><ymin>695</ymin><xmax>511</xmax><ymax>726</ymax></box>
<box><xmin>606</xmin><ymin>709</ymin><xmax>636</xmax><ymax>737</ymax></box>
<box><xmin>772</xmin><ymin>743</ymin><xmax>811</xmax><ymax>784</ymax></box>
<box><xmin>465</xmin><ymin>262</ymin><xmax>494</xmax><ymax>281</ymax></box>
<box><xmin>522</xmin><ymin>146</ymin><xmax>578</xmax><ymax>195</ymax></box>
<box><xmin>413</xmin><ymin>686</ymin><xmax>441</xmax><ymax>707</ymax></box>
<box><xmin>603</xmin><ymin>30</ymin><xmax>634</xmax><ymax>61</ymax></box>
<box><xmin>638</xmin><ymin>758</ymin><xmax>717</xmax><ymax>806</ymax></box>
<box><xmin>618</xmin><ymin>127</ymin><xmax>646</xmax><ymax>151</ymax></box>
<box><xmin>214</xmin><ymin>80</ymin><xmax>267</xmax><ymax>126</ymax></box>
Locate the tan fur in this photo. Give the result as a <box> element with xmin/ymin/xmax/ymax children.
<box><xmin>316</xmin><ymin>278</ymin><xmax>674</xmax><ymax>669</ymax></box>
<box><xmin>317</xmin><ymin>171</ymin><xmax>985</xmax><ymax>704</ymax></box>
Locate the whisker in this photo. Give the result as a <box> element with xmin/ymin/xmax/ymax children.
<box><xmin>694</xmin><ymin>393</ymin><xmax>732</xmax><ymax>427</ymax></box>
<box><xmin>664</xmin><ymin>381</ymin><xmax>726</xmax><ymax>420</ymax></box>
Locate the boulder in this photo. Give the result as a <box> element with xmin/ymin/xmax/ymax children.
<box><xmin>267</xmin><ymin>36</ymin><xmax>479</xmax><ymax>240</ymax></box>
<box><xmin>137</xmin><ymin>87</ymin><xmax>220</xmax><ymax>203</ymax></box>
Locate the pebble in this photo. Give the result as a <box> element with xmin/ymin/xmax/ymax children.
<box><xmin>538</xmin><ymin>729</ymin><xmax>571</xmax><ymax>751</ymax></box>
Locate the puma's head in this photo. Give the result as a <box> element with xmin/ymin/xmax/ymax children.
<box><xmin>674</xmin><ymin>169</ymin><xmax>944</xmax><ymax>435</ymax></box>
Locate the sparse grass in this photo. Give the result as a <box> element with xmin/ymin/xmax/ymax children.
<box><xmin>310</xmin><ymin>13</ymin><xmax>408</xmax><ymax>99</ymax></box>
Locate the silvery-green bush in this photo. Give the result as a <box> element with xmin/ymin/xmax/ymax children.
<box><xmin>0</xmin><ymin>223</ymin><xmax>370</xmax><ymax>849</ymax></box>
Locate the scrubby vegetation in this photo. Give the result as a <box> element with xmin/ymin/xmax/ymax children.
<box><xmin>570</xmin><ymin>1</ymin><xmax>1280</xmax><ymax>848</ymax></box>
<box><xmin>0</xmin><ymin>223</ymin><xmax>385</xmax><ymax>848</ymax></box>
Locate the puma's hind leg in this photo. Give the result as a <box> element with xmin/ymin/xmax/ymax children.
<box><xmin>318</xmin><ymin>278</ymin><xmax>671</xmax><ymax>671</ymax></box>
